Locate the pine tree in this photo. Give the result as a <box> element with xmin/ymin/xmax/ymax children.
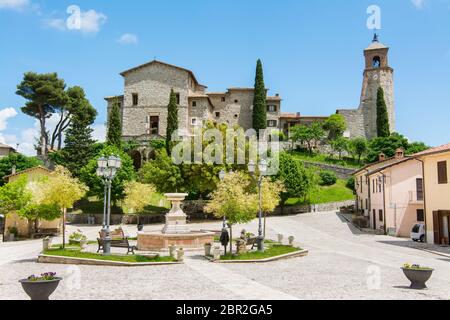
<box><xmin>252</xmin><ymin>59</ymin><xmax>267</xmax><ymax>135</ymax></box>
<box><xmin>166</xmin><ymin>89</ymin><xmax>179</xmax><ymax>154</ymax></box>
<box><xmin>376</xmin><ymin>87</ymin><xmax>390</xmax><ymax>137</ymax></box>
<box><xmin>107</xmin><ymin>98</ymin><xmax>122</xmax><ymax>148</ymax></box>
<box><xmin>61</xmin><ymin>87</ymin><xmax>97</xmax><ymax>177</ymax></box>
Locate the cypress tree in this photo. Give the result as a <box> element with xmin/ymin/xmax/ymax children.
<box><xmin>166</xmin><ymin>89</ymin><xmax>179</xmax><ymax>154</ymax></box>
<box><xmin>107</xmin><ymin>98</ymin><xmax>122</xmax><ymax>148</ymax></box>
<box><xmin>252</xmin><ymin>59</ymin><xmax>267</xmax><ymax>135</ymax></box>
<box><xmin>376</xmin><ymin>87</ymin><xmax>390</xmax><ymax>137</ymax></box>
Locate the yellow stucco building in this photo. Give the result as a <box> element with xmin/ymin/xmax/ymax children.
<box><xmin>415</xmin><ymin>144</ymin><xmax>450</xmax><ymax>245</ymax></box>
<box><xmin>2</xmin><ymin>166</ymin><xmax>61</xmax><ymax>240</ymax></box>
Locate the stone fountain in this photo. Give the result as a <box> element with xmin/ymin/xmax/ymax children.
<box><xmin>137</xmin><ymin>193</ymin><xmax>214</xmax><ymax>251</ymax></box>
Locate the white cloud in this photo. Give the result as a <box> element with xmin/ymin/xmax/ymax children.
<box><xmin>46</xmin><ymin>9</ymin><xmax>107</xmax><ymax>34</ymax></box>
<box><xmin>92</xmin><ymin>123</ymin><xmax>106</xmax><ymax>142</ymax></box>
<box><xmin>0</xmin><ymin>108</ymin><xmax>18</xmax><ymax>131</ymax></box>
<box><xmin>411</xmin><ymin>0</ymin><xmax>426</xmax><ymax>9</ymax></box>
<box><xmin>0</xmin><ymin>0</ymin><xmax>29</xmax><ymax>10</ymax></box>
<box><xmin>118</xmin><ymin>33</ymin><xmax>139</xmax><ymax>45</ymax></box>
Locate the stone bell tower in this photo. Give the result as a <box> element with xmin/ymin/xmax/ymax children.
<box><xmin>359</xmin><ymin>34</ymin><xmax>395</xmax><ymax>139</ymax></box>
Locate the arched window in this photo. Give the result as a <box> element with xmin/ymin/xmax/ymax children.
<box><xmin>372</xmin><ymin>56</ymin><xmax>381</xmax><ymax>68</ymax></box>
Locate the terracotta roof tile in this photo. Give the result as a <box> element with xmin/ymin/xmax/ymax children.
<box><xmin>414</xmin><ymin>143</ymin><xmax>450</xmax><ymax>157</ymax></box>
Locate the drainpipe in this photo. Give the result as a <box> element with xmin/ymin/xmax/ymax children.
<box><xmin>382</xmin><ymin>172</ymin><xmax>387</xmax><ymax>235</ymax></box>
<box><xmin>416</xmin><ymin>158</ymin><xmax>427</xmax><ymax>243</ymax></box>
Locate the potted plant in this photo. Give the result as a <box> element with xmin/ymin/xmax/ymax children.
<box><xmin>204</xmin><ymin>242</ymin><xmax>212</xmax><ymax>256</ymax></box>
<box><xmin>8</xmin><ymin>226</ymin><xmax>18</xmax><ymax>242</ymax></box>
<box><xmin>69</xmin><ymin>231</ymin><xmax>87</xmax><ymax>246</ymax></box>
<box><xmin>19</xmin><ymin>272</ymin><xmax>62</xmax><ymax>300</ymax></box>
<box><xmin>401</xmin><ymin>264</ymin><xmax>434</xmax><ymax>289</ymax></box>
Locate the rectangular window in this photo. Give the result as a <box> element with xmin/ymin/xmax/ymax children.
<box><xmin>267</xmin><ymin>105</ymin><xmax>277</xmax><ymax>112</ymax></box>
<box><xmin>221</xmin><ymin>97</ymin><xmax>226</xmax><ymax>102</ymax></box>
<box><xmin>416</xmin><ymin>178</ymin><xmax>424</xmax><ymax>201</ymax></box>
<box><xmin>215</xmin><ymin>112</ymin><xmax>220</xmax><ymax>118</ymax></box>
<box><xmin>360</xmin><ymin>176</ymin><xmax>363</xmax><ymax>193</ymax></box>
<box><xmin>373</xmin><ymin>179</ymin><xmax>375</xmax><ymax>193</ymax></box>
<box><xmin>132</xmin><ymin>93</ymin><xmax>138</xmax><ymax>106</ymax></box>
<box><xmin>267</xmin><ymin>120</ymin><xmax>277</xmax><ymax>127</ymax></box>
<box><xmin>365</xmin><ymin>199</ymin><xmax>368</xmax><ymax>210</ymax></box>
<box><xmin>417</xmin><ymin>209</ymin><xmax>425</xmax><ymax>222</ymax></box>
<box><xmin>192</xmin><ymin>101</ymin><xmax>197</xmax><ymax>107</ymax></box>
<box><xmin>438</xmin><ymin>161</ymin><xmax>448</xmax><ymax>184</ymax></box>
<box><xmin>191</xmin><ymin>118</ymin><xmax>198</xmax><ymax>126</ymax></box>
<box><xmin>379</xmin><ymin>210</ymin><xmax>383</xmax><ymax>222</ymax></box>
<box><xmin>176</xmin><ymin>93</ymin><xmax>180</xmax><ymax>105</ymax></box>
<box><xmin>150</xmin><ymin>116</ymin><xmax>159</xmax><ymax>135</ymax></box>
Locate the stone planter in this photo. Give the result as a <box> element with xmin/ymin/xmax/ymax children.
<box><xmin>80</xmin><ymin>239</ymin><xmax>87</xmax><ymax>250</ymax></box>
<box><xmin>169</xmin><ymin>245</ymin><xmax>176</xmax><ymax>258</ymax></box>
<box><xmin>204</xmin><ymin>243</ymin><xmax>212</xmax><ymax>256</ymax></box>
<box><xmin>401</xmin><ymin>268</ymin><xmax>434</xmax><ymax>289</ymax></box>
<box><xmin>137</xmin><ymin>224</ymin><xmax>144</xmax><ymax>232</ymax></box>
<box><xmin>213</xmin><ymin>245</ymin><xmax>221</xmax><ymax>260</ymax></box>
<box><xmin>288</xmin><ymin>236</ymin><xmax>295</xmax><ymax>246</ymax></box>
<box><xmin>19</xmin><ymin>278</ymin><xmax>62</xmax><ymax>300</ymax></box>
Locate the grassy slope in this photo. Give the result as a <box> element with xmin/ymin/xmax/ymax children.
<box><xmin>285</xmin><ymin>179</ymin><xmax>355</xmax><ymax>206</ymax></box>
<box><xmin>291</xmin><ymin>151</ymin><xmax>362</xmax><ymax>169</ymax></box>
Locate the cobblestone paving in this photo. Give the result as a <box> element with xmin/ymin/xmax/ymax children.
<box><xmin>1</xmin><ymin>212</ymin><xmax>449</xmax><ymax>300</ymax></box>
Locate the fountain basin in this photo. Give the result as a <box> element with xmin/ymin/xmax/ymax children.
<box><xmin>137</xmin><ymin>231</ymin><xmax>214</xmax><ymax>251</ymax></box>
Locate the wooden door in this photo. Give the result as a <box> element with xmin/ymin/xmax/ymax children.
<box><xmin>433</xmin><ymin>211</ymin><xmax>441</xmax><ymax>245</ymax></box>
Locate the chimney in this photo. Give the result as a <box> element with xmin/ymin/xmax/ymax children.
<box><xmin>378</xmin><ymin>153</ymin><xmax>386</xmax><ymax>162</ymax></box>
<box><xmin>395</xmin><ymin>148</ymin><xmax>405</xmax><ymax>159</ymax></box>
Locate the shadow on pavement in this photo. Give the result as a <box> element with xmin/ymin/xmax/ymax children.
<box><xmin>335</xmin><ymin>212</ymin><xmax>365</xmax><ymax>236</ymax></box>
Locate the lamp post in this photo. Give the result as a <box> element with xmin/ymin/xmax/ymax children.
<box><xmin>248</xmin><ymin>159</ymin><xmax>268</xmax><ymax>252</ymax></box>
<box><xmin>96</xmin><ymin>155</ymin><xmax>122</xmax><ymax>255</ymax></box>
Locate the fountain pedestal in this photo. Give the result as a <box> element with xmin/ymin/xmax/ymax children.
<box><xmin>137</xmin><ymin>193</ymin><xmax>214</xmax><ymax>251</ymax></box>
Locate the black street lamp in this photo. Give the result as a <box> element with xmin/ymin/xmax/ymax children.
<box><xmin>248</xmin><ymin>159</ymin><xmax>268</xmax><ymax>252</ymax></box>
<box><xmin>96</xmin><ymin>155</ymin><xmax>122</xmax><ymax>255</ymax></box>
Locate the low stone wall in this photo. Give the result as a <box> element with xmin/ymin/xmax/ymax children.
<box><xmin>300</xmin><ymin>161</ymin><xmax>356</xmax><ymax>180</ymax></box>
<box><xmin>66</xmin><ymin>213</ymin><xmax>165</xmax><ymax>225</ymax></box>
<box><xmin>276</xmin><ymin>200</ymin><xmax>356</xmax><ymax>215</ymax></box>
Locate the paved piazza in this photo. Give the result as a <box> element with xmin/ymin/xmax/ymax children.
<box><xmin>1</xmin><ymin>211</ymin><xmax>450</xmax><ymax>300</ymax></box>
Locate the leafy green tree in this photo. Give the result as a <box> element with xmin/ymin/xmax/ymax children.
<box><xmin>58</xmin><ymin>87</ymin><xmax>97</xmax><ymax>177</ymax></box>
<box><xmin>252</xmin><ymin>59</ymin><xmax>267</xmax><ymax>135</ymax></box>
<box><xmin>276</xmin><ymin>153</ymin><xmax>317</xmax><ymax>205</ymax></box>
<box><xmin>205</xmin><ymin>171</ymin><xmax>258</xmax><ymax>254</ymax></box>
<box><xmin>107</xmin><ymin>98</ymin><xmax>122</xmax><ymax>148</ymax></box>
<box><xmin>0</xmin><ymin>154</ymin><xmax>42</xmax><ymax>186</ymax></box>
<box><xmin>138</xmin><ymin>149</ymin><xmax>184</xmax><ymax>194</ymax></box>
<box><xmin>166</xmin><ymin>89</ymin><xmax>179</xmax><ymax>154</ymax></box>
<box><xmin>406</xmin><ymin>141</ymin><xmax>429</xmax><ymax>154</ymax></box>
<box><xmin>0</xmin><ymin>176</ymin><xmax>32</xmax><ymax>215</ymax></box>
<box><xmin>39</xmin><ymin>166</ymin><xmax>87</xmax><ymax>248</ymax></box>
<box><xmin>80</xmin><ymin>145</ymin><xmax>135</xmax><ymax>203</ymax></box>
<box><xmin>330</xmin><ymin>137</ymin><xmax>348</xmax><ymax>160</ymax></box>
<box><xmin>348</xmin><ymin>137</ymin><xmax>368</xmax><ymax>164</ymax></box>
<box><xmin>323</xmin><ymin>114</ymin><xmax>347</xmax><ymax>140</ymax></box>
<box><xmin>376</xmin><ymin>87</ymin><xmax>390</xmax><ymax>137</ymax></box>
<box><xmin>122</xmin><ymin>181</ymin><xmax>157</xmax><ymax>226</ymax></box>
<box><xmin>290</xmin><ymin>122</ymin><xmax>325</xmax><ymax>154</ymax></box>
<box><xmin>259</xmin><ymin>178</ymin><xmax>285</xmax><ymax>237</ymax></box>
<box><xmin>18</xmin><ymin>203</ymin><xmax>62</xmax><ymax>237</ymax></box>
<box><xmin>16</xmin><ymin>72</ymin><xmax>67</xmax><ymax>157</ymax></box>
<box><xmin>366</xmin><ymin>133</ymin><xmax>409</xmax><ymax>163</ymax></box>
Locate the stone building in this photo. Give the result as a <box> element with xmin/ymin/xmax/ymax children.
<box><xmin>337</xmin><ymin>34</ymin><xmax>396</xmax><ymax>140</ymax></box>
<box><xmin>105</xmin><ymin>60</ymin><xmax>284</xmax><ymax>143</ymax></box>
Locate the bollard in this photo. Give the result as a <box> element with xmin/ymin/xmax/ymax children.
<box><xmin>278</xmin><ymin>234</ymin><xmax>284</xmax><ymax>244</ymax></box>
<box><xmin>176</xmin><ymin>248</ymin><xmax>184</xmax><ymax>262</ymax></box>
<box><xmin>213</xmin><ymin>245</ymin><xmax>221</xmax><ymax>261</ymax></box>
<box><xmin>169</xmin><ymin>244</ymin><xmax>176</xmax><ymax>258</ymax></box>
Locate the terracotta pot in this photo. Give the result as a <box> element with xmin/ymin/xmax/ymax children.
<box><xmin>401</xmin><ymin>268</ymin><xmax>434</xmax><ymax>289</ymax></box>
<box><xmin>19</xmin><ymin>278</ymin><xmax>62</xmax><ymax>300</ymax></box>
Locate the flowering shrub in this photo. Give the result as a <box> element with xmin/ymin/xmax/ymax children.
<box><xmin>69</xmin><ymin>231</ymin><xmax>87</xmax><ymax>243</ymax></box>
<box><xmin>402</xmin><ymin>263</ymin><xmax>433</xmax><ymax>271</ymax></box>
<box><xmin>27</xmin><ymin>272</ymin><xmax>58</xmax><ymax>281</ymax></box>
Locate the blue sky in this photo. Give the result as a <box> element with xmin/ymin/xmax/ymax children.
<box><xmin>0</xmin><ymin>0</ymin><xmax>449</xmax><ymax>155</ymax></box>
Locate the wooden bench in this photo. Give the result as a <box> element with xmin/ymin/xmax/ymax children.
<box><xmin>245</xmin><ymin>237</ymin><xmax>258</xmax><ymax>249</ymax></box>
<box><xmin>97</xmin><ymin>237</ymin><xmax>137</xmax><ymax>255</ymax></box>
